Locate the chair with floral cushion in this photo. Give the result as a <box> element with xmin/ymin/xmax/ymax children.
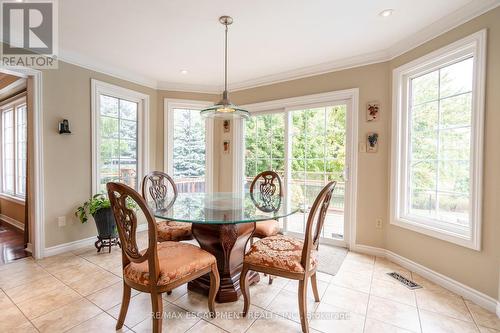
<box><xmin>107</xmin><ymin>182</ymin><xmax>220</xmax><ymax>333</ymax></box>
<box><xmin>142</xmin><ymin>171</ymin><xmax>193</xmax><ymax>242</ymax></box>
<box><xmin>249</xmin><ymin>170</ymin><xmax>283</xmax><ymax>284</ymax></box>
<box><xmin>240</xmin><ymin>181</ymin><xmax>337</xmax><ymax>333</ymax></box>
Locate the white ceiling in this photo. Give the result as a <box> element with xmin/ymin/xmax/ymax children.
<box><xmin>59</xmin><ymin>0</ymin><xmax>499</xmax><ymax>92</ymax></box>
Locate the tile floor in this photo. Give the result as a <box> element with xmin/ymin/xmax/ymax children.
<box><xmin>0</xmin><ymin>232</ymin><xmax>499</xmax><ymax>333</ymax></box>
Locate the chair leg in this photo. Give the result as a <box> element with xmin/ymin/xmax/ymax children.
<box><xmin>116</xmin><ymin>282</ymin><xmax>131</xmax><ymax>330</ymax></box>
<box><xmin>298</xmin><ymin>279</ymin><xmax>309</xmax><ymax>333</ymax></box>
<box><xmin>240</xmin><ymin>265</ymin><xmax>251</xmax><ymax>316</ymax></box>
<box><xmin>310</xmin><ymin>272</ymin><xmax>320</xmax><ymax>302</ymax></box>
<box><xmin>208</xmin><ymin>263</ymin><xmax>220</xmax><ymax>318</ymax></box>
<box><xmin>151</xmin><ymin>292</ymin><xmax>163</xmax><ymax>333</ymax></box>
<box><xmin>268</xmin><ymin>275</ymin><xmax>274</xmax><ymax>285</ymax></box>
<box><xmin>166</xmin><ymin>291</ymin><xmax>172</xmax><ymax>295</ymax></box>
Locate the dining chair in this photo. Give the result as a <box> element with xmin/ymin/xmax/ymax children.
<box><xmin>249</xmin><ymin>170</ymin><xmax>283</xmax><ymax>284</ymax></box>
<box><xmin>240</xmin><ymin>181</ymin><xmax>337</xmax><ymax>333</ymax></box>
<box><xmin>142</xmin><ymin>171</ymin><xmax>194</xmax><ymax>242</ymax></box>
<box><xmin>107</xmin><ymin>182</ymin><xmax>220</xmax><ymax>333</ymax></box>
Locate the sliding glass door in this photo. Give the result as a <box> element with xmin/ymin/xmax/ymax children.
<box><xmin>244</xmin><ymin>102</ymin><xmax>351</xmax><ymax>245</ymax></box>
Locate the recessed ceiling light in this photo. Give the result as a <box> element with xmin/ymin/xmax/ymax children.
<box><xmin>379</xmin><ymin>9</ymin><xmax>394</xmax><ymax>17</ymax></box>
<box><xmin>180</xmin><ymin>69</ymin><xmax>188</xmax><ymax>75</ymax></box>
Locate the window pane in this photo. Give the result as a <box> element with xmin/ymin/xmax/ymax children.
<box><xmin>2</xmin><ymin>110</ymin><xmax>14</xmax><ymax>194</ymax></box>
<box><xmin>406</xmin><ymin>57</ymin><xmax>474</xmax><ymax>228</ymax></box>
<box><xmin>412</xmin><ymin>71</ymin><xmax>439</xmax><ymax>106</ymax></box>
<box><xmin>98</xmin><ymin>94</ymin><xmax>139</xmax><ymax>191</ymax></box>
<box><xmin>100</xmin><ymin>95</ymin><xmax>118</xmax><ymax>117</ymax></box>
<box><xmin>16</xmin><ymin>105</ymin><xmax>27</xmax><ymax>196</ymax></box>
<box><xmin>440</xmin><ymin>57</ymin><xmax>473</xmax><ymax>99</ymax></box>
<box><xmin>172</xmin><ymin>108</ymin><xmax>206</xmax><ymax>193</ymax></box>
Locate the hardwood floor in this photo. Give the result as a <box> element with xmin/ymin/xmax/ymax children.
<box><xmin>0</xmin><ymin>221</ymin><xmax>29</xmax><ymax>265</ymax></box>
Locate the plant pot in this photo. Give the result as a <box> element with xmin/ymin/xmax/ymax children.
<box><xmin>92</xmin><ymin>207</ymin><xmax>118</xmax><ymax>239</ymax></box>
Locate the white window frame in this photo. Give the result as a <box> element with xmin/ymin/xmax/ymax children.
<box><xmin>0</xmin><ymin>94</ymin><xmax>27</xmax><ymax>203</ymax></box>
<box><xmin>238</xmin><ymin>89</ymin><xmax>359</xmax><ymax>248</ymax></box>
<box><xmin>91</xmin><ymin>79</ymin><xmax>150</xmax><ymax>194</ymax></box>
<box><xmin>391</xmin><ymin>30</ymin><xmax>486</xmax><ymax>250</ymax></box>
<box><xmin>164</xmin><ymin>99</ymin><xmax>214</xmax><ymax>193</ymax></box>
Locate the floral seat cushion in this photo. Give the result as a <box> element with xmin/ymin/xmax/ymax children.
<box><xmin>124</xmin><ymin>242</ymin><xmax>216</xmax><ymax>286</ymax></box>
<box><xmin>253</xmin><ymin>219</ymin><xmax>280</xmax><ymax>238</ymax></box>
<box><xmin>156</xmin><ymin>220</ymin><xmax>192</xmax><ymax>241</ymax></box>
<box><xmin>244</xmin><ymin>235</ymin><xmax>318</xmax><ymax>273</ymax></box>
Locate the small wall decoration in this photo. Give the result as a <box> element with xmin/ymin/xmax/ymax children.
<box><xmin>366</xmin><ymin>101</ymin><xmax>380</xmax><ymax>122</ymax></box>
<box><xmin>223</xmin><ymin>140</ymin><xmax>231</xmax><ymax>154</ymax></box>
<box><xmin>367</xmin><ymin>132</ymin><xmax>379</xmax><ymax>153</ymax></box>
<box><xmin>223</xmin><ymin>120</ymin><xmax>231</xmax><ymax>133</ymax></box>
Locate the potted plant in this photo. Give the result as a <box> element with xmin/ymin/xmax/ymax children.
<box><xmin>75</xmin><ymin>193</ymin><xmax>119</xmax><ymax>252</ymax></box>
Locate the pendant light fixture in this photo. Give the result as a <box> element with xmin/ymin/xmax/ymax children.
<box><xmin>200</xmin><ymin>16</ymin><xmax>250</xmax><ymax>120</ymax></box>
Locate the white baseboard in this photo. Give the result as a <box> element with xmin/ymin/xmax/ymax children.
<box><xmin>352</xmin><ymin>244</ymin><xmax>499</xmax><ymax>317</ymax></box>
<box><xmin>0</xmin><ymin>214</ymin><xmax>24</xmax><ymax>231</ymax></box>
<box><xmin>44</xmin><ymin>236</ymin><xmax>97</xmax><ymax>257</ymax></box>
<box><xmin>43</xmin><ymin>223</ymin><xmax>149</xmax><ymax>257</ymax></box>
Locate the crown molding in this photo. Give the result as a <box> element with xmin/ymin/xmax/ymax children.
<box><xmin>57</xmin><ymin>48</ymin><xmax>158</xmax><ymax>89</ymax></box>
<box><xmin>46</xmin><ymin>0</ymin><xmax>500</xmax><ymax>93</ymax></box>
<box><xmin>388</xmin><ymin>0</ymin><xmax>500</xmax><ymax>59</ymax></box>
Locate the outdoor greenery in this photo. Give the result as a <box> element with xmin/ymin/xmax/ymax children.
<box><xmin>172</xmin><ymin>108</ymin><xmax>206</xmax><ymax>178</ymax></box>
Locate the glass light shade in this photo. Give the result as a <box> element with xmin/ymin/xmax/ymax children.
<box><xmin>200</xmin><ymin>94</ymin><xmax>250</xmax><ymax>119</ymax></box>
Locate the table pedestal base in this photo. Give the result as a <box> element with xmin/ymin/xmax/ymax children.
<box><xmin>189</xmin><ymin>222</ymin><xmax>260</xmax><ymax>303</ymax></box>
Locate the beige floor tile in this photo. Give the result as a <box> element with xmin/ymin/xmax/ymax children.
<box><xmin>321</xmin><ymin>284</ymin><xmax>369</xmax><ymax>315</ymax></box>
<box><xmin>66</xmin><ymin>268</ymin><xmax>121</xmax><ymax>296</ymax></box>
<box><xmin>17</xmin><ymin>285</ymin><xmax>83</xmax><ymax>319</ymax></box>
<box><xmin>107</xmin><ymin>292</ymin><xmax>153</xmax><ymax>328</ymax></box>
<box><xmin>186</xmin><ymin>319</ymin><xmax>227</xmax><ymax>333</ymax></box>
<box><xmin>364</xmin><ymin>318</ymin><xmax>415</xmax><ymax>332</ymax></box>
<box><xmin>246</xmin><ymin>312</ymin><xmax>321</xmax><ymax>333</ymax></box>
<box><xmin>266</xmin><ymin>289</ymin><xmax>319</xmax><ymax>323</ymax></box>
<box><xmin>373</xmin><ymin>258</ymin><xmax>412</xmax><ymax>280</ymax></box>
<box><xmin>79</xmin><ymin>249</ymin><xmax>122</xmax><ymax>270</ymax></box>
<box><xmin>466</xmin><ymin>301</ymin><xmax>500</xmax><ymax>330</ymax></box>
<box><xmin>0</xmin><ymin>290</ymin><xmax>34</xmax><ymax>332</ymax></box>
<box><xmin>310</xmin><ymin>302</ymin><xmax>365</xmax><ymax>333</ymax></box>
<box><xmin>479</xmin><ymin>326</ymin><xmax>500</xmax><ymax>333</ymax></box>
<box><xmin>247</xmin><ymin>279</ymin><xmax>283</xmax><ymax>308</ymax></box>
<box><xmin>315</xmin><ymin>271</ymin><xmax>334</xmax><ymax>283</ymax></box>
<box><xmin>132</xmin><ymin>301</ymin><xmax>200</xmax><ymax>333</ymax></box>
<box><xmin>282</xmin><ymin>278</ymin><xmax>329</xmax><ymax>300</ymax></box>
<box><xmin>416</xmin><ymin>288</ymin><xmax>472</xmax><ymax>321</ymax></box>
<box><xmin>87</xmin><ymin>281</ymin><xmax>139</xmax><ymax>310</ymax></box>
<box><xmin>339</xmin><ymin>258</ymin><xmax>375</xmax><ymax>274</ymax></box>
<box><xmin>330</xmin><ymin>268</ymin><xmax>372</xmax><ymax>293</ymax></box>
<box><xmin>411</xmin><ymin>273</ymin><xmax>456</xmax><ymax>295</ymax></box>
<box><xmin>66</xmin><ymin>312</ymin><xmax>128</xmax><ymax>332</ymax></box>
<box><xmin>367</xmin><ymin>295</ymin><xmax>420</xmax><ymax>332</ymax></box>
<box><xmin>0</xmin><ymin>263</ymin><xmax>51</xmax><ymax>289</ymax></box>
<box><xmin>174</xmin><ymin>290</ymin><xmax>215</xmax><ymax>316</ymax></box>
<box><xmin>3</xmin><ymin>273</ymin><xmax>64</xmax><ymax>304</ymax></box>
<box><xmin>32</xmin><ymin>298</ymin><xmax>102</xmax><ymax>333</ymax></box>
<box><xmin>370</xmin><ymin>277</ymin><xmax>416</xmax><ymax>306</ymax></box>
<box><xmin>419</xmin><ymin>309</ymin><xmax>479</xmax><ymax>333</ymax></box>
<box><xmin>209</xmin><ymin>299</ymin><xmax>265</xmax><ymax>333</ymax></box>
<box><xmin>345</xmin><ymin>252</ymin><xmax>375</xmax><ymax>265</ymax></box>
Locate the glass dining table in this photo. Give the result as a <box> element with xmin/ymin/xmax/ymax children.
<box><xmin>152</xmin><ymin>192</ymin><xmax>300</xmax><ymax>303</ymax></box>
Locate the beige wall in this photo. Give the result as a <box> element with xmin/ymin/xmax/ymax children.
<box><xmin>386</xmin><ymin>7</ymin><xmax>500</xmax><ymax>299</ymax></box>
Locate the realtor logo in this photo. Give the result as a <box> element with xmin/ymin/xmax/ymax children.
<box><xmin>1</xmin><ymin>0</ymin><xmax>58</xmax><ymax>68</ymax></box>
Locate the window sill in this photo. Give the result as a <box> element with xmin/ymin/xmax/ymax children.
<box><xmin>0</xmin><ymin>194</ymin><xmax>25</xmax><ymax>205</ymax></box>
<box><xmin>390</xmin><ymin>217</ymin><xmax>479</xmax><ymax>251</ymax></box>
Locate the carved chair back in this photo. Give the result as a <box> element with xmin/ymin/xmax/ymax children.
<box><xmin>142</xmin><ymin>171</ymin><xmax>178</xmax><ymax>210</ymax></box>
<box><xmin>107</xmin><ymin>182</ymin><xmax>161</xmax><ymax>282</ymax></box>
<box><xmin>249</xmin><ymin>171</ymin><xmax>283</xmax><ymax>212</ymax></box>
<box><xmin>301</xmin><ymin>181</ymin><xmax>337</xmax><ymax>271</ymax></box>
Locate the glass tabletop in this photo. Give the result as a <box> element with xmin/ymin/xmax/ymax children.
<box><xmin>152</xmin><ymin>192</ymin><xmax>300</xmax><ymax>224</ymax></box>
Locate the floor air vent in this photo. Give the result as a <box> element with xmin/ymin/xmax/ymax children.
<box><xmin>387</xmin><ymin>272</ymin><xmax>422</xmax><ymax>290</ymax></box>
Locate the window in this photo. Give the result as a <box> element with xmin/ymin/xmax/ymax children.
<box><xmin>1</xmin><ymin>97</ymin><xmax>27</xmax><ymax>200</ymax></box>
<box><xmin>391</xmin><ymin>30</ymin><xmax>486</xmax><ymax>250</ymax></box>
<box><xmin>91</xmin><ymin>80</ymin><xmax>149</xmax><ymax>194</ymax></box>
<box><xmin>165</xmin><ymin>100</ymin><xmax>213</xmax><ymax>193</ymax></box>
<box><xmin>244</xmin><ymin>104</ymin><xmax>349</xmax><ymax>241</ymax></box>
